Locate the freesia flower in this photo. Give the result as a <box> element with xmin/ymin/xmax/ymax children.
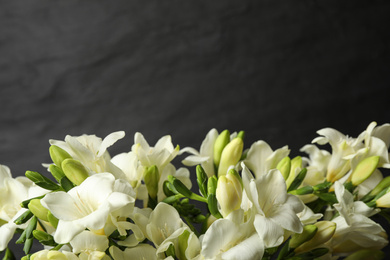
<box><xmin>145</xmin><ymin>202</ymin><xmax>196</xmax><ymax>257</ymax></box>
<box><xmin>243</xmin><ymin>141</ymin><xmax>290</xmax><ymax>179</ymax></box>
<box><xmin>328</xmin><ymin>181</ymin><xmax>388</xmax><ymax>255</ymax></box>
<box><xmin>49</xmin><ymin>131</ymin><xmax>127</xmax><ymax>180</ymax></box>
<box><xmin>0</xmin><ymin>165</ymin><xmax>48</xmax><ymax>251</ymax></box>
<box><xmin>241</xmin><ymin>163</ymin><xmax>304</xmax><ymax>248</ymax></box>
<box><xmin>132</xmin><ymin>132</ymin><xmax>179</xmax><ymax>173</ymax></box>
<box><xmin>41</xmin><ymin>172</ymin><xmax>135</xmax><ymax>244</ymax></box>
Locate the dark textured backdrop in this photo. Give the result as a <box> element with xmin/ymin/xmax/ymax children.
<box><xmin>1</xmin><ymin>0</ymin><xmax>390</xmax><ymax>258</ymax></box>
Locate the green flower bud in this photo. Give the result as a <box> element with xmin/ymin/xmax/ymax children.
<box><xmin>286</xmin><ymin>156</ymin><xmax>302</xmax><ymax>189</ymax></box>
<box><xmin>144</xmin><ymin>165</ymin><xmax>160</xmax><ymax>199</ymax></box>
<box><xmin>218</xmin><ymin>133</ymin><xmax>244</xmax><ymax>177</ymax></box>
<box><xmin>289</xmin><ymin>225</ymin><xmax>318</xmax><ymax>249</ymax></box>
<box><xmin>295</xmin><ymin>221</ymin><xmax>336</xmax><ymax>253</ymax></box>
<box><xmin>49</xmin><ymin>145</ymin><xmax>72</xmax><ymax>168</ymax></box>
<box><xmin>369</xmin><ymin>176</ymin><xmax>390</xmax><ymax>197</ymax></box>
<box><xmin>344</xmin><ymin>249</ymin><xmax>385</xmax><ymax>260</ymax></box>
<box><xmin>32</xmin><ymin>230</ymin><xmax>57</xmax><ymax>246</ymax></box>
<box><xmin>47</xmin><ymin>211</ymin><xmax>59</xmax><ymax>228</ymax></box>
<box><xmin>61</xmin><ymin>159</ymin><xmax>89</xmax><ymax>186</ymax></box>
<box><xmin>213</xmin><ymin>130</ymin><xmax>230</xmax><ymax>168</ymax></box>
<box><xmin>49</xmin><ymin>164</ymin><xmax>65</xmax><ymax>182</ymax></box>
<box><xmin>351</xmin><ymin>156</ymin><xmax>380</xmax><ymax>186</ymax></box>
<box><xmin>196</xmin><ymin>165</ymin><xmax>208</xmax><ymax>197</ymax></box>
<box><xmin>25</xmin><ymin>171</ymin><xmax>60</xmax><ymax>191</ymax></box>
<box><xmin>216</xmin><ymin>169</ymin><xmax>243</xmax><ymax>217</ymax></box>
<box><xmin>28</xmin><ymin>199</ymin><xmax>49</xmax><ymax>222</ymax></box>
<box><xmin>277</xmin><ymin>156</ymin><xmax>291</xmax><ymax>180</ymax></box>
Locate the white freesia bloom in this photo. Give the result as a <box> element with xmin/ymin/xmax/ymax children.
<box><xmin>0</xmin><ymin>165</ymin><xmax>48</xmax><ymax>251</ymax></box>
<box><xmin>111</xmin><ymin>151</ymin><xmax>143</xmax><ymax>188</ymax></box>
<box><xmin>242</xmin><ymin>163</ymin><xmax>304</xmax><ymax>248</ymax></box>
<box><xmin>50</xmin><ymin>131</ymin><xmax>126</xmax><ymax>180</ymax></box>
<box><xmin>132</xmin><ymin>132</ymin><xmax>179</xmax><ymax>173</ymax></box>
<box><xmin>201</xmin><ymin>209</ymin><xmax>263</xmax><ymax>260</ymax></box>
<box><xmin>145</xmin><ymin>202</ymin><xmax>194</xmax><ymax>256</ymax></box>
<box><xmin>180</xmin><ymin>128</ymin><xmax>219</xmax><ymax>177</ymax></box>
<box><xmin>243</xmin><ymin>141</ymin><xmax>290</xmax><ymax>179</ymax></box>
<box><xmin>328</xmin><ymin>181</ymin><xmax>388</xmax><ymax>254</ymax></box>
<box><xmin>312</xmin><ymin>127</ymin><xmax>363</xmax><ymax>182</ymax></box>
<box><xmin>41</xmin><ymin>172</ymin><xmax>135</xmax><ymax>244</ymax></box>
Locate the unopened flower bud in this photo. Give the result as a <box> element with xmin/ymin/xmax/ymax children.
<box><xmin>295</xmin><ymin>221</ymin><xmax>336</xmax><ymax>253</ymax></box>
<box><xmin>144</xmin><ymin>165</ymin><xmax>160</xmax><ymax>199</ymax></box>
<box><xmin>218</xmin><ymin>132</ymin><xmax>244</xmax><ymax>177</ymax></box>
<box><xmin>370</xmin><ymin>176</ymin><xmax>390</xmax><ymax>197</ymax></box>
<box><xmin>28</xmin><ymin>199</ymin><xmax>49</xmax><ymax>222</ymax></box>
<box><xmin>61</xmin><ymin>159</ymin><xmax>89</xmax><ymax>185</ymax></box>
<box><xmin>213</xmin><ymin>130</ymin><xmax>231</xmax><ymax>168</ymax></box>
<box><xmin>47</xmin><ymin>211</ymin><xmax>59</xmax><ymax>228</ymax></box>
<box><xmin>289</xmin><ymin>224</ymin><xmax>318</xmax><ymax>249</ymax></box>
<box><xmin>286</xmin><ymin>156</ymin><xmax>302</xmax><ymax>189</ymax></box>
<box><xmin>375</xmin><ymin>187</ymin><xmax>390</xmax><ymax>208</ymax></box>
<box><xmin>351</xmin><ymin>156</ymin><xmax>380</xmax><ymax>186</ymax></box>
<box><xmin>49</xmin><ymin>145</ymin><xmax>72</xmax><ymax>169</ymax></box>
<box><xmin>277</xmin><ymin>156</ymin><xmax>291</xmax><ymax>180</ymax></box>
<box><xmin>216</xmin><ymin>169</ymin><xmax>243</xmax><ymax>217</ymax></box>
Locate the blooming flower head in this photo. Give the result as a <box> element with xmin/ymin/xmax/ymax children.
<box><xmin>41</xmin><ymin>172</ymin><xmax>135</xmax><ymax>244</ymax></box>
<box><xmin>241</xmin><ymin>163</ymin><xmax>304</xmax><ymax>248</ymax></box>
<box><xmin>0</xmin><ymin>165</ymin><xmax>48</xmax><ymax>251</ymax></box>
<box><xmin>49</xmin><ymin>131</ymin><xmax>126</xmax><ymax>180</ymax></box>
<box><xmin>243</xmin><ymin>140</ymin><xmax>290</xmax><ymax>179</ymax></box>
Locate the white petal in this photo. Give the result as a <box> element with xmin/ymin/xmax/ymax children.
<box><xmin>178</xmin><ymin>147</ymin><xmax>200</xmax><ymax>156</ymax></box>
<box><xmin>182</xmin><ymin>155</ymin><xmax>210</xmax><ymax>166</ymax></box>
<box><xmin>97</xmin><ymin>131</ymin><xmax>125</xmax><ymax>157</ymax></box>
<box><xmin>254</xmin><ymin>214</ymin><xmax>284</xmax><ymax>248</ymax></box>
<box><xmin>0</xmin><ymin>222</ymin><xmax>17</xmax><ymax>251</ymax></box>
<box><xmin>244</xmin><ymin>141</ymin><xmax>273</xmax><ymax>178</ymax></box>
<box><xmin>41</xmin><ymin>192</ymin><xmax>84</xmax><ymax>220</ymax></box>
<box><xmin>134</xmin><ymin>132</ymin><xmax>150</xmax><ymax>151</ymax></box>
<box><xmin>373</xmin><ymin>123</ymin><xmax>390</xmax><ymax>148</ymax></box>
<box><xmin>201</xmin><ymin>219</ymin><xmax>240</xmax><ymax>258</ymax></box>
<box><xmin>221</xmin><ymin>233</ymin><xmax>264</xmax><ymax>260</ymax></box>
<box><xmin>110</xmin><ymin>244</ymin><xmax>158</xmax><ymax>260</ymax></box>
<box><xmin>54</xmin><ymin>220</ymin><xmax>85</xmax><ymax>244</ymax></box>
<box><xmin>155</xmin><ymin>135</ymin><xmax>174</xmax><ymax>152</ymax></box>
<box><xmin>70</xmin><ymin>230</ymin><xmax>109</xmax><ymax>254</ymax></box>
<box><xmin>199</xmin><ymin>128</ymin><xmax>218</xmax><ymax>158</ymax></box>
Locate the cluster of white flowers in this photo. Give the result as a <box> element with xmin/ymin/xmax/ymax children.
<box><xmin>1</xmin><ymin>122</ymin><xmax>390</xmax><ymax>260</ymax></box>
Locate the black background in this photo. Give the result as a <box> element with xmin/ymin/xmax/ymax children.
<box><xmin>1</xmin><ymin>0</ymin><xmax>389</xmax><ymax>258</ymax></box>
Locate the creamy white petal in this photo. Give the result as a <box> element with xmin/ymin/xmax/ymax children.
<box><xmin>221</xmin><ymin>233</ymin><xmax>264</xmax><ymax>260</ymax></box>
<box><xmin>97</xmin><ymin>131</ymin><xmax>125</xmax><ymax>157</ymax></box>
<box><xmin>0</xmin><ymin>222</ymin><xmax>17</xmax><ymax>251</ymax></box>
<box><xmin>182</xmin><ymin>155</ymin><xmax>210</xmax><ymax>166</ymax></box>
<box><xmin>110</xmin><ymin>244</ymin><xmax>158</xmax><ymax>260</ymax></box>
<box><xmin>254</xmin><ymin>214</ymin><xmax>284</xmax><ymax>248</ymax></box>
<box><xmin>70</xmin><ymin>230</ymin><xmax>109</xmax><ymax>254</ymax></box>
<box><xmin>244</xmin><ymin>141</ymin><xmax>273</xmax><ymax>178</ymax></box>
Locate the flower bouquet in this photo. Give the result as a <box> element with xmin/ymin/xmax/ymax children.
<box><xmin>1</xmin><ymin>122</ymin><xmax>390</xmax><ymax>260</ymax></box>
